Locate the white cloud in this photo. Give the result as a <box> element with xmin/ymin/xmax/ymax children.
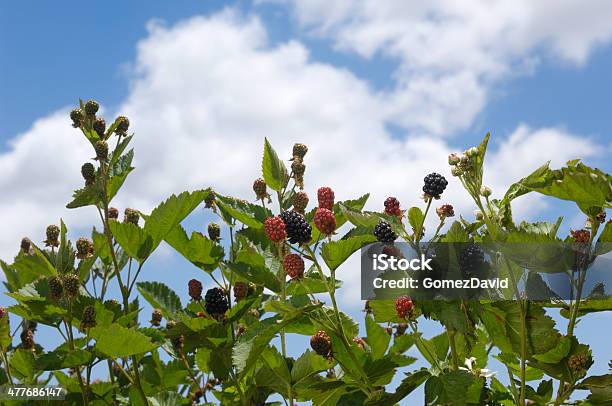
<box><xmin>282</xmin><ymin>0</ymin><xmax>612</xmax><ymax>134</ymax></box>
<box><xmin>0</xmin><ymin>9</ymin><xmax>604</xmax><ymax>311</ymax></box>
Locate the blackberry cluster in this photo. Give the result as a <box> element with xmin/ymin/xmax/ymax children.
<box><xmin>310</xmin><ymin>330</ymin><xmax>332</xmax><ymax>357</ymax></box>
<box><xmin>81</xmin><ymin>163</ymin><xmax>96</xmax><ymax>186</ymax></box>
<box><xmin>76</xmin><ymin>237</ymin><xmax>93</xmax><ymax>260</ymax></box>
<box><xmin>70</xmin><ymin>108</ymin><xmax>84</xmax><ymax>128</ymax></box>
<box><xmin>292</xmin><ymin>143</ymin><xmax>308</xmax><ymax>160</ymax></box>
<box><xmin>253</xmin><ymin>178</ymin><xmax>270</xmax><ymax>202</ymax></box>
<box><xmin>205</xmin><ymin>287</ymin><xmax>229</xmax><ymax>317</ymax></box>
<box><xmin>45</xmin><ymin>225</ymin><xmax>60</xmax><ymax>247</ymax></box>
<box><xmin>317</xmin><ymin>187</ymin><xmax>335</xmax><ymax>210</ymax></box>
<box><xmin>374</xmin><ymin>220</ymin><xmax>397</xmax><ymax>243</ymax></box>
<box><xmin>115</xmin><ymin>116</ymin><xmax>130</xmax><ymax>136</ymax></box>
<box><xmin>436</xmin><ymin>204</ymin><xmax>455</xmax><ymax>220</ymax></box>
<box><xmin>264</xmin><ymin>216</ymin><xmax>286</xmax><ymax>243</ymax></box>
<box><xmin>459</xmin><ymin>244</ymin><xmax>485</xmax><ymax>276</ymax></box>
<box><xmin>568</xmin><ymin>353</ymin><xmax>590</xmax><ymax>377</ymax></box>
<box><xmin>395</xmin><ymin>296</ymin><xmax>413</xmax><ymax>319</ymax></box>
<box><xmin>280</xmin><ymin>211</ymin><xmax>312</xmax><ymax>244</ymax></box>
<box><xmin>422</xmin><ymin>172</ymin><xmax>448</xmax><ymax>199</ymax></box>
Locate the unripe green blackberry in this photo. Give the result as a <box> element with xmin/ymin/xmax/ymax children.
<box><xmin>93</xmin><ymin>118</ymin><xmax>106</xmax><ymax>137</ymax></box>
<box><xmin>20</xmin><ymin>329</ymin><xmax>35</xmax><ymax>350</ymax></box>
<box><xmin>70</xmin><ymin>108</ymin><xmax>84</xmax><ymax>128</ymax></box>
<box><xmin>115</xmin><ymin>116</ymin><xmax>130</xmax><ymax>135</ymax></box>
<box><xmin>124</xmin><ymin>208</ymin><xmax>139</xmax><ymax>225</ymax></box>
<box><xmin>63</xmin><ymin>273</ymin><xmax>81</xmax><ymax>299</ymax></box>
<box><xmin>84</xmin><ymin>99</ymin><xmax>99</xmax><ymax>116</ymax></box>
<box><xmin>204</xmin><ymin>190</ymin><xmax>216</xmax><ymax>209</ymax></box>
<box><xmin>253</xmin><ymin>178</ymin><xmax>271</xmax><ymax>202</ymax></box>
<box><xmin>568</xmin><ymin>353</ymin><xmax>590</xmax><ymax>377</ymax></box>
<box><xmin>81</xmin><ymin>162</ymin><xmax>96</xmax><ymax>185</ymax></box>
<box><xmin>45</xmin><ymin>225</ymin><xmax>60</xmax><ymax>247</ymax></box>
<box><xmin>94</xmin><ymin>140</ymin><xmax>108</xmax><ymax>161</ymax></box>
<box><xmin>205</xmin><ymin>287</ymin><xmax>229</xmax><ymax>318</ymax></box>
<box><xmin>292</xmin><ymin>191</ymin><xmax>309</xmax><ymax>214</ymax></box>
<box><xmin>80</xmin><ymin>305</ymin><xmax>96</xmax><ymax>330</ymax></box>
<box><xmin>108</xmin><ymin>207</ymin><xmax>119</xmax><ymax>220</ymax></box>
<box><xmin>150</xmin><ymin>309</ymin><xmax>162</xmax><ymax>326</ymax></box>
<box><xmin>310</xmin><ymin>330</ymin><xmax>331</xmax><ymax>357</ymax></box>
<box><xmin>76</xmin><ymin>237</ymin><xmax>93</xmax><ymax>260</ymax></box>
<box><xmin>292</xmin><ymin>143</ymin><xmax>308</xmax><ymax>160</ymax></box>
<box><xmin>47</xmin><ymin>276</ymin><xmax>64</xmax><ymax>301</ymax></box>
<box><xmin>208</xmin><ymin>223</ymin><xmax>221</xmax><ymax>241</ymax></box>
<box><xmin>21</xmin><ymin>237</ymin><xmax>32</xmax><ymax>253</ymax></box>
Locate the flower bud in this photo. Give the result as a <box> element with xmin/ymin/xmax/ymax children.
<box><xmin>480</xmin><ymin>186</ymin><xmax>492</xmax><ymax>197</ymax></box>
<box><xmin>448</xmin><ymin>153</ymin><xmax>461</xmax><ymax>165</ymax></box>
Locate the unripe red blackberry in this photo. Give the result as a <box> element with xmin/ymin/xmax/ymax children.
<box><xmin>374</xmin><ymin>220</ymin><xmax>397</xmax><ymax>243</ymax></box>
<box><xmin>436</xmin><ymin>204</ymin><xmax>455</xmax><ymax>220</ymax></box>
<box><xmin>395</xmin><ymin>296</ymin><xmax>413</xmax><ymax>319</ymax></box>
<box><xmin>94</xmin><ymin>140</ymin><xmax>108</xmax><ymax>161</ymax></box>
<box><xmin>115</xmin><ymin>116</ymin><xmax>130</xmax><ymax>135</ymax></box>
<box><xmin>208</xmin><ymin>223</ymin><xmax>221</xmax><ymax>241</ymax></box>
<box><xmin>283</xmin><ymin>254</ymin><xmax>305</xmax><ymax>279</ymax></box>
<box><xmin>70</xmin><ymin>108</ymin><xmax>84</xmax><ymax>127</ymax></box>
<box><xmin>80</xmin><ymin>305</ymin><xmax>96</xmax><ymax>330</ymax></box>
<box><xmin>84</xmin><ymin>99</ymin><xmax>99</xmax><ymax>116</ymax></box>
<box><xmin>188</xmin><ymin>279</ymin><xmax>203</xmax><ymax>301</ymax></box>
<box><xmin>21</xmin><ymin>237</ymin><xmax>32</xmax><ymax>253</ymax></box>
<box><xmin>205</xmin><ymin>287</ymin><xmax>229</xmax><ymax>318</ymax></box>
<box><xmin>253</xmin><ymin>178</ymin><xmax>271</xmax><ymax>202</ymax></box>
<box><xmin>76</xmin><ymin>237</ymin><xmax>93</xmax><ymax>260</ymax></box>
<box><xmin>150</xmin><ymin>309</ymin><xmax>162</xmax><ymax>326</ymax></box>
<box><xmin>81</xmin><ymin>162</ymin><xmax>96</xmax><ymax>186</ymax></box>
<box><xmin>292</xmin><ymin>191</ymin><xmax>309</xmax><ymax>214</ymax></box>
<box><xmin>292</xmin><ymin>143</ymin><xmax>308</xmax><ymax>160</ymax></box>
<box><xmin>264</xmin><ymin>216</ymin><xmax>286</xmax><ymax>243</ymax></box>
<box><xmin>310</xmin><ymin>330</ymin><xmax>332</xmax><ymax>357</ymax></box>
<box><xmin>124</xmin><ymin>208</ymin><xmax>139</xmax><ymax>226</ymax></box>
<box><xmin>63</xmin><ymin>273</ymin><xmax>81</xmax><ymax>299</ymax></box>
<box><xmin>93</xmin><ymin>117</ymin><xmax>106</xmax><ymax>137</ymax></box>
<box><xmin>280</xmin><ymin>211</ymin><xmax>312</xmax><ymax>244</ymax></box>
<box><xmin>47</xmin><ymin>276</ymin><xmax>64</xmax><ymax>301</ymax></box>
<box><xmin>108</xmin><ymin>207</ymin><xmax>119</xmax><ymax>220</ymax></box>
<box><xmin>45</xmin><ymin>225</ymin><xmax>60</xmax><ymax>247</ymax></box>
<box><xmin>317</xmin><ymin>187</ymin><xmax>335</xmax><ymax>210</ymax></box>
<box><xmin>20</xmin><ymin>329</ymin><xmax>35</xmax><ymax>350</ymax></box>
<box><xmin>571</xmin><ymin>229</ymin><xmax>590</xmax><ymax>243</ymax></box>
<box><xmin>233</xmin><ymin>282</ymin><xmax>249</xmax><ymax>301</ymax></box>
<box><xmin>314</xmin><ymin>208</ymin><xmax>336</xmax><ymax>235</ymax></box>
<box><xmin>384</xmin><ymin>197</ymin><xmax>402</xmax><ymax>217</ymax></box>
<box><xmin>423</xmin><ymin>173</ymin><xmax>448</xmax><ymax>199</ymax></box>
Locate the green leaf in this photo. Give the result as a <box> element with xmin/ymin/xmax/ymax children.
<box><xmin>0</xmin><ymin>313</ymin><xmax>11</xmax><ymax>350</ymax></box>
<box><xmin>10</xmin><ymin>349</ymin><xmax>35</xmax><ymax>382</ymax></box>
<box><xmin>144</xmin><ymin>190</ymin><xmax>210</xmax><ymax>248</ymax></box>
<box><xmin>255</xmin><ymin>346</ymin><xmax>291</xmax><ymax>396</ymax></box>
<box><xmin>577</xmin><ymin>374</ymin><xmax>612</xmax><ymax>404</ymax></box>
<box><xmin>227</xmin><ymin>249</ymin><xmax>281</xmax><ymax>293</ymax></box>
<box><xmin>262</xmin><ymin>138</ymin><xmax>288</xmax><ymax>192</ymax></box>
<box><xmin>90</xmin><ymin>323</ymin><xmax>158</xmax><ymax>357</ymax></box>
<box><xmin>35</xmin><ymin>349</ymin><xmax>93</xmax><ymax>371</ymax></box>
<box><xmin>368</xmin><ymin>300</ymin><xmax>403</xmax><ymax>323</ymax></box>
<box><xmin>365</xmin><ymin>315</ymin><xmax>390</xmax><ymax>360</ymax></box>
<box><xmin>136</xmin><ymin>281</ymin><xmax>183</xmax><ymax>319</ymax></box>
<box><xmin>66</xmin><ymin>184</ymin><xmax>101</xmax><ymax>209</ymax></box>
<box><xmin>533</xmin><ymin>336</ymin><xmax>571</xmax><ymax>363</ymax></box>
<box><xmin>291</xmin><ymin>350</ymin><xmax>329</xmax><ymax>385</ymax></box>
<box><xmin>109</xmin><ymin>221</ymin><xmax>153</xmax><ymax>262</ymax></box>
<box><xmin>424</xmin><ymin>370</ymin><xmax>475</xmax><ymax>406</ymax></box>
<box><xmin>286</xmin><ymin>271</ymin><xmax>341</xmax><ymax>296</ymax></box>
<box><xmin>364</xmin><ymin>370</ymin><xmax>430</xmax><ymax>406</ymax></box>
<box><xmin>321</xmin><ymin>234</ymin><xmax>376</xmax><ymax>271</ymax></box>
<box><xmin>107</xmin><ymin>149</ymin><xmax>134</xmax><ymax>203</ymax></box>
<box><xmin>12</xmin><ymin>246</ymin><xmax>56</xmax><ymax>279</ymax></box>
<box><xmin>339</xmin><ymin>204</ymin><xmax>380</xmax><ymax>229</ymax></box>
<box><xmin>216</xmin><ymin>194</ymin><xmax>268</xmax><ymax>228</ymax></box>
<box><xmin>165</xmin><ymin>225</ymin><xmax>224</xmax><ymax>272</ymax></box>
<box><xmin>407</xmin><ymin>207</ymin><xmax>424</xmax><ymax>231</ymax></box>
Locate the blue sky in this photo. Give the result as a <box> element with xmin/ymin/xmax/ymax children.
<box><xmin>1</xmin><ymin>1</ymin><xmax>611</xmax><ymax>404</ymax></box>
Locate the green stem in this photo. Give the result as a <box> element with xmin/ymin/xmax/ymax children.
<box><xmin>65</xmin><ymin>307</ymin><xmax>89</xmax><ymax>406</ymax></box>
<box><xmin>448</xmin><ymin>328</ymin><xmax>459</xmax><ymax>370</ymax></box>
<box><xmin>0</xmin><ymin>350</ymin><xmax>14</xmax><ymax>386</ymax></box>
<box><xmin>277</xmin><ymin>244</ymin><xmax>294</xmax><ymax>405</ymax></box>
<box><xmin>505</xmin><ymin>258</ymin><xmax>526</xmax><ymax>406</ymax></box>
<box><xmin>415</xmin><ymin>199</ymin><xmax>432</xmax><ymax>243</ymax></box>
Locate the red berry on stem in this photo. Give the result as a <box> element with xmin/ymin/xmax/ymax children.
<box><xmin>384</xmin><ymin>197</ymin><xmax>402</xmax><ymax>217</ymax></box>
<box><xmin>314</xmin><ymin>208</ymin><xmax>336</xmax><ymax>235</ymax></box>
<box><xmin>283</xmin><ymin>254</ymin><xmax>305</xmax><ymax>279</ymax></box>
<box><xmin>395</xmin><ymin>296</ymin><xmax>413</xmax><ymax>319</ymax></box>
<box><xmin>317</xmin><ymin>187</ymin><xmax>335</xmax><ymax>210</ymax></box>
<box><xmin>264</xmin><ymin>216</ymin><xmax>286</xmax><ymax>243</ymax></box>
<box><xmin>188</xmin><ymin>279</ymin><xmax>203</xmax><ymax>301</ymax></box>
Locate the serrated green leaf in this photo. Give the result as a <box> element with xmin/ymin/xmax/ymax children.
<box><xmin>262</xmin><ymin>138</ymin><xmax>288</xmax><ymax>192</ymax></box>
<box><xmin>365</xmin><ymin>315</ymin><xmax>390</xmax><ymax>360</ymax></box>
<box><xmin>90</xmin><ymin>323</ymin><xmax>158</xmax><ymax>357</ymax></box>
<box><xmin>424</xmin><ymin>370</ymin><xmax>475</xmax><ymax>406</ymax></box>
<box><xmin>407</xmin><ymin>207</ymin><xmax>424</xmax><ymax>231</ymax></box>
<box><xmin>136</xmin><ymin>281</ymin><xmax>183</xmax><ymax>319</ymax></box>
<box><xmin>291</xmin><ymin>350</ymin><xmax>329</xmax><ymax>384</ymax></box>
<box><xmin>10</xmin><ymin>349</ymin><xmax>36</xmax><ymax>382</ymax></box>
<box><xmin>216</xmin><ymin>194</ymin><xmax>268</xmax><ymax>228</ymax></box>
<box><xmin>165</xmin><ymin>225</ymin><xmax>224</xmax><ymax>272</ymax></box>
<box><xmin>109</xmin><ymin>221</ymin><xmax>153</xmax><ymax>262</ymax></box>
<box><xmin>365</xmin><ymin>369</ymin><xmax>430</xmax><ymax>406</ymax></box>
<box><xmin>321</xmin><ymin>234</ymin><xmax>376</xmax><ymax>271</ymax></box>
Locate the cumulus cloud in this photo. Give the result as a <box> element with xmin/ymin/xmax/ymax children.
<box><xmin>282</xmin><ymin>0</ymin><xmax>612</xmax><ymax>134</ymax></box>
<box><xmin>0</xmin><ymin>8</ymin><xmax>605</xmax><ymax>310</ymax></box>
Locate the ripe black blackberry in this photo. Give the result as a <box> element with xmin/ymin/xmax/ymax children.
<box><xmin>205</xmin><ymin>287</ymin><xmax>229</xmax><ymax>317</ymax></box>
<box><xmin>374</xmin><ymin>220</ymin><xmax>397</xmax><ymax>243</ymax></box>
<box><xmin>279</xmin><ymin>210</ymin><xmax>312</xmax><ymax>244</ymax></box>
<box><xmin>48</xmin><ymin>276</ymin><xmax>64</xmax><ymax>301</ymax></box>
<box><xmin>93</xmin><ymin>118</ymin><xmax>106</xmax><ymax>137</ymax></box>
<box><xmin>422</xmin><ymin>172</ymin><xmax>448</xmax><ymax>199</ymax></box>
<box><xmin>459</xmin><ymin>244</ymin><xmax>485</xmax><ymax>276</ymax></box>
<box><xmin>45</xmin><ymin>225</ymin><xmax>60</xmax><ymax>247</ymax></box>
